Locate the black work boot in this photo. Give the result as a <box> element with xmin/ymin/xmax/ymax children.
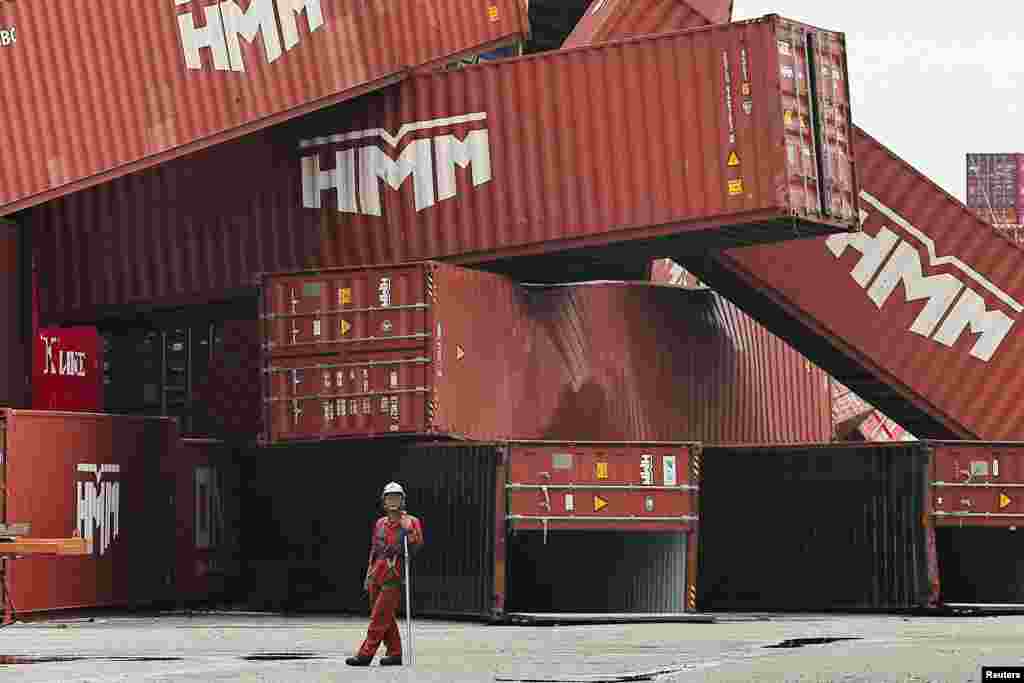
<box><xmin>346</xmin><ymin>655</ymin><xmax>373</xmax><ymax>666</ymax></box>
<box><xmin>379</xmin><ymin>655</ymin><xmax>403</xmax><ymax>666</ymax></box>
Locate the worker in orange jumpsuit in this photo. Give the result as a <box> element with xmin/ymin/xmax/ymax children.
<box><xmin>346</xmin><ymin>481</ymin><xmax>424</xmax><ymax>667</ymax></box>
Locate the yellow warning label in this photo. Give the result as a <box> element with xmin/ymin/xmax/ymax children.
<box><xmin>340</xmin><ymin>320</ymin><xmax>351</xmax><ymax>336</ymax></box>
<box><xmin>1000</xmin><ymin>493</ymin><xmax>1012</xmax><ymax>509</ymax></box>
<box><xmin>487</xmin><ymin>5</ymin><xmax>499</xmax><ymax>21</ymax></box>
<box><xmin>728</xmin><ymin>179</ymin><xmax>744</xmax><ymax>196</ymax></box>
<box><xmin>727</xmin><ymin>151</ymin><xmax>740</xmax><ymax>167</ymax></box>
<box><xmin>456</xmin><ymin>345</ymin><xmax>465</xmax><ymax>361</ymax></box>
<box><xmin>339</xmin><ymin>288</ymin><xmax>352</xmax><ymax>306</ymax></box>
<box><xmin>595</xmin><ymin>462</ymin><xmax>608</xmax><ymax>480</ymax></box>
<box><xmin>594</xmin><ymin>495</ymin><xmax>608</xmax><ymax>512</ymax></box>
<box><xmin>784</xmin><ymin>110</ymin><xmax>793</xmax><ymax>126</ymax></box>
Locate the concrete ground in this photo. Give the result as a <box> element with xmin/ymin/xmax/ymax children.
<box><xmin>0</xmin><ymin>611</ymin><xmax>1021</xmax><ymax>682</ymax></box>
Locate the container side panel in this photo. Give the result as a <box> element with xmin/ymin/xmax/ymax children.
<box><xmin>679</xmin><ymin>126</ymin><xmax>1024</xmax><ymax>441</ymax></box>
<box><xmin>5</xmin><ymin>411</ymin><xmax>177</xmax><ymax>613</ymax></box>
<box><xmin>698</xmin><ymin>443</ymin><xmax>930</xmax><ymax>611</ymax></box>
<box><xmin>0</xmin><ymin>1</ymin><xmax>530</xmax><ymax>216</ymax></box>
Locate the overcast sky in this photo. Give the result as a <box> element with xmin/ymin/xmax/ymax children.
<box><xmin>731</xmin><ymin>2</ymin><xmax>1024</xmax><ymax>202</ymax></box>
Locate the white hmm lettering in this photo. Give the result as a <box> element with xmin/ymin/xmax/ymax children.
<box><xmin>176</xmin><ymin>0</ymin><xmax>324</xmax><ymax>72</ymax></box>
<box><xmin>826</xmin><ymin>191</ymin><xmax>1021</xmax><ymax>362</ymax></box>
<box><xmin>76</xmin><ymin>464</ymin><xmax>121</xmax><ymax>556</ymax></box>
<box><xmin>301</xmin><ymin>125</ymin><xmax>492</xmax><ymax>216</ymax></box>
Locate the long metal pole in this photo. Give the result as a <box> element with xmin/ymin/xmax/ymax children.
<box><xmin>403</xmin><ymin>533</ymin><xmax>414</xmax><ymax>667</ymax></box>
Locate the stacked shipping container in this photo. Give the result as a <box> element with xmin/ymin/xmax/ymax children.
<box><xmin>0</xmin><ymin>410</ymin><xmax>237</xmax><ymax>617</ymax></box>
<box><xmin>242</xmin><ymin>439</ymin><xmax>699</xmax><ymax>618</ymax></box>
<box><xmin>30</xmin><ymin>16</ymin><xmax>859</xmax><ymax>324</ymax></box>
<box><xmin>0</xmin><ymin>0</ymin><xmax>530</xmax><ymax>215</ymax></box>
<box><xmin>260</xmin><ymin>262</ymin><xmax>832</xmax><ymax>444</ymax></box>
<box><xmin>966</xmin><ymin>153</ymin><xmax>1023</xmax><ymax>226</ymax></box>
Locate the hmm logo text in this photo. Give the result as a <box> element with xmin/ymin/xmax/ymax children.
<box><xmin>77</xmin><ymin>464</ymin><xmax>121</xmax><ymax>557</ymax></box>
<box><xmin>175</xmin><ymin>0</ymin><xmax>323</xmax><ymax>72</ymax></box>
<box><xmin>40</xmin><ymin>335</ymin><xmax>89</xmax><ymax>377</ymax></box>
<box><xmin>826</xmin><ymin>191</ymin><xmax>1019</xmax><ymax>362</ymax></box>
<box><xmin>300</xmin><ymin>113</ymin><xmax>492</xmax><ymax>216</ymax></box>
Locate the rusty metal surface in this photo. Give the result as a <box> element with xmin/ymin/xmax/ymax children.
<box><xmin>505</xmin><ymin>442</ymin><xmax>698</xmax><ymax>533</ymax></box>
<box><xmin>261</xmin><ymin>265</ymin><xmax>833</xmax><ymax>444</ymax></box>
<box><xmin>31</xmin><ymin>15</ymin><xmax>857</xmax><ymax>322</ymax></box>
<box><xmin>0</xmin><ymin>221</ymin><xmax>25</xmax><ymax>408</ymax></box>
<box><xmin>562</xmin><ymin>0</ymin><xmax>731</xmax><ymax>48</ymax></box>
<box><xmin>0</xmin><ymin>0</ymin><xmax>529</xmax><ymax>217</ymax></box>
<box><xmin>2</xmin><ymin>410</ymin><xmax>177</xmax><ymax>614</ymax></box>
<box><xmin>678</xmin><ymin>126</ymin><xmax>1024</xmax><ymax>441</ymax></box>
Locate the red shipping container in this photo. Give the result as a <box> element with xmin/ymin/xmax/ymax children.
<box><xmin>32</xmin><ymin>327</ymin><xmax>104</xmax><ymax>412</ymax></box>
<box><xmin>261</xmin><ymin>262</ymin><xmax>832</xmax><ymax>444</ymax></box>
<box><xmin>930</xmin><ymin>442</ymin><xmax>1024</xmax><ymax>529</ymax></box>
<box><xmin>0</xmin><ymin>220</ymin><xmax>25</xmax><ymax>408</ymax></box>
<box><xmin>30</xmin><ymin>14</ymin><xmax>859</xmax><ymax>322</ymax></box>
<box><xmin>562</xmin><ymin>0</ymin><xmax>732</xmax><ymax>48</ymax></box>
<box><xmin>0</xmin><ymin>0</ymin><xmax>529</xmax><ymax>217</ymax></box>
<box><xmin>161</xmin><ymin>438</ymin><xmax>239</xmax><ymax>605</ymax></box>
<box><xmin>1</xmin><ymin>410</ymin><xmax>176</xmax><ymax>615</ymax></box>
<box><xmin>677</xmin><ymin>126</ymin><xmax>1024</xmax><ymax>441</ymax></box>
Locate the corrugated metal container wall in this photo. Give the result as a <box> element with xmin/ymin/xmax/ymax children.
<box><xmin>2</xmin><ymin>410</ymin><xmax>176</xmax><ymax>614</ymax></box>
<box><xmin>678</xmin><ymin>126</ymin><xmax>1024</xmax><ymax>442</ymax></box>
<box><xmin>237</xmin><ymin>439</ymin><xmax>699</xmax><ymax>619</ymax></box>
<box><xmin>161</xmin><ymin>439</ymin><xmax>242</xmax><ymax>606</ymax></box>
<box><xmin>260</xmin><ymin>265</ymin><xmax>832</xmax><ymax>444</ymax></box>
<box><xmin>0</xmin><ymin>221</ymin><xmax>25</xmax><ymax>407</ymax></box>
<box><xmin>31</xmin><ymin>15</ymin><xmax>858</xmax><ymax>322</ymax></box>
<box><xmin>698</xmin><ymin>442</ymin><xmax>934</xmax><ymax>611</ymax></box>
<box><xmin>562</xmin><ymin>0</ymin><xmax>732</xmax><ymax>48</ymax></box>
<box><xmin>0</xmin><ymin>0</ymin><xmax>530</xmax><ymax>216</ymax></box>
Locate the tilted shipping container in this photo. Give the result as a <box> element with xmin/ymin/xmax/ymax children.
<box><xmin>259</xmin><ymin>262</ymin><xmax>832</xmax><ymax>444</ymax></box>
<box><xmin>240</xmin><ymin>439</ymin><xmax>700</xmax><ymax>620</ymax></box>
<box><xmin>677</xmin><ymin>127</ymin><xmax>1024</xmax><ymax>441</ymax></box>
<box><xmin>562</xmin><ymin>0</ymin><xmax>732</xmax><ymax>49</ymax></box>
<box><xmin>0</xmin><ymin>410</ymin><xmax>238</xmax><ymax>616</ymax></box>
<box><xmin>30</xmin><ymin>13</ymin><xmax>859</xmax><ymax>322</ymax></box>
<box><xmin>699</xmin><ymin>441</ymin><xmax>1024</xmax><ymax>611</ymax></box>
<box><xmin>0</xmin><ymin>0</ymin><xmax>529</xmax><ymax>216</ymax></box>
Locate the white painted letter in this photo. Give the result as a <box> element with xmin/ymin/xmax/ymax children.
<box><xmin>434</xmin><ymin>130</ymin><xmax>492</xmax><ymax>201</ymax></box>
<box><xmin>825</xmin><ymin>226</ymin><xmax>901</xmax><ymax>288</ymax></box>
<box><xmin>302</xmin><ymin>150</ymin><xmax>357</xmax><ymax>212</ymax></box>
<box><xmin>359</xmin><ymin>139</ymin><xmax>435</xmax><ymax>216</ymax></box>
<box><xmin>220</xmin><ymin>0</ymin><xmax>282</xmax><ymax>71</ymax></box>
<box><xmin>867</xmin><ymin>242</ymin><xmax>965</xmax><ymax>338</ymax></box>
<box><xmin>177</xmin><ymin>5</ymin><xmax>231</xmax><ymax>71</ymax></box>
<box><xmin>276</xmin><ymin>0</ymin><xmax>325</xmax><ymax>52</ymax></box>
<box><xmin>932</xmin><ymin>287</ymin><xmax>1016</xmax><ymax>362</ymax></box>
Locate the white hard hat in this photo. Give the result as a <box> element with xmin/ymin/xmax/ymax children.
<box><xmin>382</xmin><ymin>481</ymin><xmax>405</xmax><ymax>498</ymax></box>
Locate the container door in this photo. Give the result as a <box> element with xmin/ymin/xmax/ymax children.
<box><xmin>506</xmin><ymin>444</ymin><xmax>697</xmax><ymax>533</ymax></box>
<box><xmin>932</xmin><ymin>446</ymin><xmax>1024</xmax><ymax>528</ymax></box>
<box><xmin>775</xmin><ymin>18</ymin><xmax>857</xmax><ymax>222</ymax></box>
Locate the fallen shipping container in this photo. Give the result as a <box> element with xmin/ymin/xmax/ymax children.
<box><xmin>260</xmin><ymin>262</ymin><xmax>832</xmax><ymax>444</ymax></box>
<box><xmin>699</xmin><ymin>441</ymin><xmax>1024</xmax><ymax>611</ymax></box>
<box><xmin>240</xmin><ymin>439</ymin><xmax>700</xmax><ymax>619</ymax></box>
<box><xmin>0</xmin><ymin>410</ymin><xmax>239</xmax><ymax>617</ymax></box>
<box><xmin>562</xmin><ymin>0</ymin><xmax>732</xmax><ymax>49</ymax></box>
<box><xmin>0</xmin><ymin>0</ymin><xmax>529</xmax><ymax>216</ymax></box>
<box><xmin>31</xmin><ymin>14</ymin><xmax>858</xmax><ymax>322</ymax></box>
<box><xmin>678</xmin><ymin>127</ymin><xmax>1024</xmax><ymax>441</ymax></box>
